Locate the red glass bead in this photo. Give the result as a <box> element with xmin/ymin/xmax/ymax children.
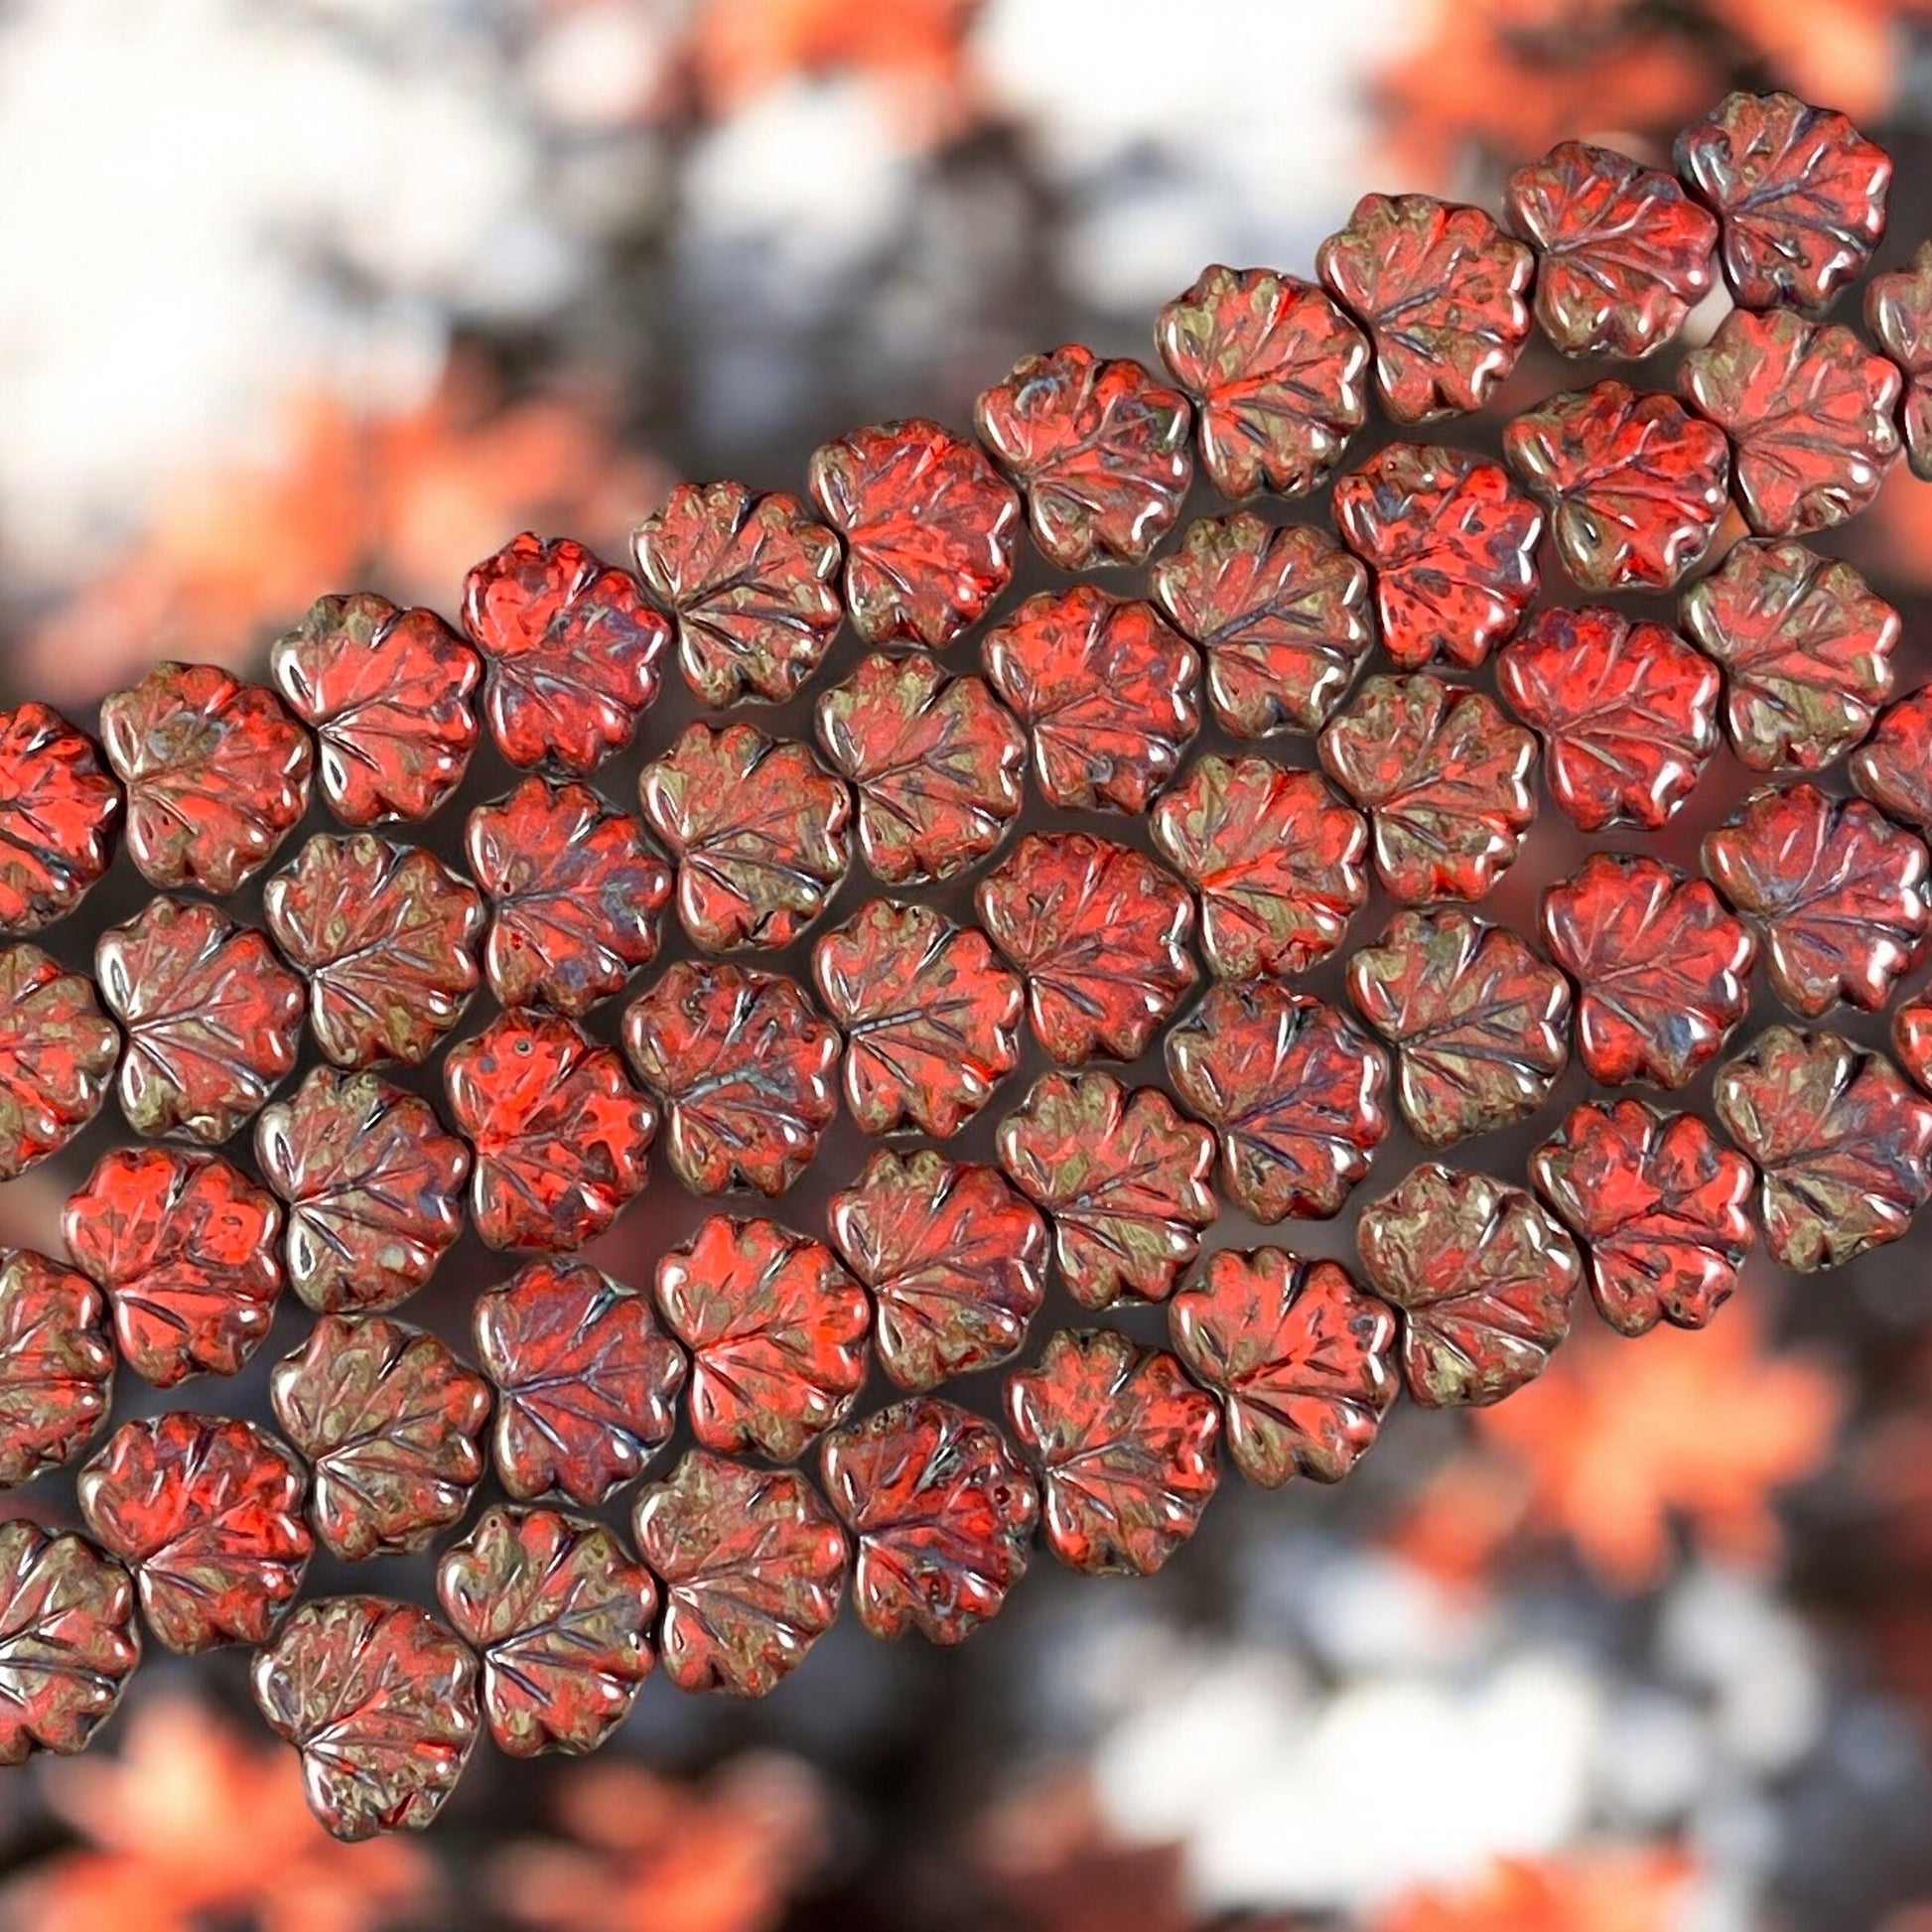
<box><xmin>1316</xmin><ymin>194</ymin><xmax>1534</xmax><ymax>424</ymax></box>
<box><xmin>820</xmin><ymin>1396</ymin><xmax>1036</xmax><ymax>1644</ymax></box>
<box><xmin>997</xmin><ymin>1070</ymin><xmax>1216</xmax><ymax>1309</ymax></box>
<box><xmin>973</xmin><ymin>344</ymin><xmax>1193</xmax><ymax>569</ymax></box>
<box><xmin>815</xmin><ymin>651</ymin><xmax>1025</xmax><ymax>888</ymax></box>
<box><xmin>270</xmin><ymin>1313</ymin><xmax>490</xmax><ymax>1560</ymax></box>
<box><xmin>466</xmin><ymin>775</ymin><xmax>671</xmax><ymax>1016</ymax></box>
<box><xmin>806</xmin><ymin>417</ymin><xmax>1019</xmax><ymax>649</ymax></box>
<box><xmin>1853</xmin><ymin>685</ymin><xmax>1932</xmax><ymax>835</ymax></box>
<box><xmin>1530</xmin><ymin>1100</ymin><xmax>1756</xmax><ymax>1336</ymax></box>
<box><xmin>1150</xmin><ymin>754</ymin><xmax>1367</xmax><ymax>981</ymax></box>
<box><xmin>1150</xmin><ymin>513</ymin><xmax>1373</xmax><ymax>738</ymax></box>
<box><xmin>1703</xmin><ymin>782</ymin><xmax>1928</xmax><ymax>1016</ymax></box>
<box><xmin>1676</xmin><ymin>88</ymin><xmax>1890</xmax><ymax>313</ymax></box>
<box><xmin>98</xmin><ymin>661</ymin><xmax>312</xmax><ymax>896</ymax></box>
<box><xmin>1355</xmin><ymin>1163</ymin><xmax>1582</xmax><ymax>1407</ymax></box>
<box><xmin>0</xmin><ymin>944</ymin><xmax>117</xmax><ymax>1180</ymax></box>
<box><xmin>1497</xmin><ymin>607</ymin><xmax>1720</xmax><ymax>832</ymax></box>
<box><xmin>1331</xmin><ymin>445</ymin><xmax>1541</xmax><ymax>672</ymax></box>
<box><xmin>1867</xmin><ymin>239</ymin><xmax>1932</xmax><ymax>480</ymax></box>
<box><xmin>811</xmin><ymin>899</ymin><xmax>1022</xmax><ymax>1138</ymax></box>
<box><xmin>974</xmin><ymin>832</ymin><xmax>1197</xmax><ymax>1065</ymax></box>
<box><xmin>437</xmin><ymin>1504</ymin><xmax>655</xmax><ymax>1758</ymax></box>
<box><xmin>1004</xmin><ymin>1327</ymin><xmax>1220</xmax><ymax>1578</ymax></box>
<box><xmin>264</xmin><ymin>832</ymin><xmax>483</xmax><ymax>1068</ymax></box>
<box><xmin>981</xmin><ymin>587</ymin><xmax>1199</xmax><ymax>816</ymax></box>
<box><xmin>1502</xmin><ymin>381</ymin><xmax>1730</xmax><ymax>593</ymax></box>
<box><xmin>1168</xmin><ymin>1247</ymin><xmax>1398</xmax><ymax>1488</ymax></box>
<box><xmin>473</xmin><ymin>1258</ymin><xmax>685</xmax><ymax>1507</ymax></box>
<box><xmin>1680</xmin><ymin>308</ymin><xmax>1901</xmax><ymax>535</ymax></box>
<box><xmin>95</xmin><ymin>897</ymin><xmax>304</xmax><ymax>1144</ymax></box>
<box><xmin>1154</xmin><ymin>265</ymin><xmax>1370</xmax><ymax>498</ymax></box>
<box><xmin>254</xmin><ymin>1066</ymin><xmax>469</xmax><ymax>1314</ymax></box>
<box><xmin>639</xmin><ymin>721</ymin><xmax>850</xmax><ymax>953</ymax></box>
<box><xmin>252</xmin><ymin>1595</ymin><xmax>478</xmax><ymax>1840</ymax></box>
<box><xmin>1895</xmin><ymin>992</ymin><xmax>1932</xmax><ymax>1095</ymax></box>
<box><xmin>1714</xmin><ymin>1025</ymin><xmax>1932</xmax><ymax>1271</ymax></box>
<box><xmin>654</xmin><ymin>1215</ymin><xmax>870</xmax><ymax>1462</ymax></box>
<box><xmin>1541</xmin><ymin>853</ymin><xmax>1755</xmax><ymax>1089</ymax></box>
<box><xmin>63</xmin><ymin>1146</ymin><xmax>281</xmax><ymax>1387</ymax></box>
<box><xmin>75</xmin><ymin>1413</ymin><xmax>311</xmax><ymax>1653</ymax></box>
<box><xmin>828</xmin><ymin>1148</ymin><xmax>1047</xmax><ymax>1390</ymax></box>
<box><xmin>1318</xmin><ymin>673</ymin><xmax>1538</xmax><ymax>904</ymax></box>
<box><xmin>0</xmin><ymin>1523</ymin><xmax>139</xmax><ymax>1766</ymax></box>
<box><xmin>621</xmin><ymin>961</ymin><xmax>840</xmax><ymax>1196</ymax></box>
<box><xmin>269</xmin><ymin>592</ymin><xmax>481</xmax><ymax>826</ymax></box>
<box><xmin>1345</xmin><ymin>907</ymin><xmax>1570</xmax><ymax>1147</ymax></box>
<box><xmin>1680</xmin><ymin>537</ymin><xmax>1899</xmax><ymax>772</ymax></box>
<box><xmin>444</xmin><ymin>1011</ymin><xmax>656</xmax><ymax>1254</ymax></box>
<box><xmin>631</xmin><ymin>1449</ymin><xmax>847</xmax><ymax>1698</ymax></box>
<box><xmin>462</xmin><ymin>531</ymin><xmax>667</xmax><ymax>773</ymax></box>
<box><xmin>1165</xmin><ymin>981</ymin><xmax>1390</xmax><ymax>1223</ymax></box>
<box><xmin>0</xmin><ymin>1249</ymin><xmax>113</xmax><ymax>1487</ymax></box>
<box><xmin>632</xmin><ymin>480</ymin><xmax>842</xmax><ymax>706</ymax></box>
<box><xmin>1503</xmin><ymin>139</ymin><xmax>1719</xmax><ymax>359</ymax></box>
<box><xmin>0</xmin><ymin>703</ymin><xmax>119</xmax><ymax>935</ymax></box>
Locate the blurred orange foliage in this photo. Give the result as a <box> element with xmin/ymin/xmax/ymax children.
<box><xmin>1373</xmin><ymin>1851</ymin><xmax>1695</xmax><ymax>1932</ymax></box>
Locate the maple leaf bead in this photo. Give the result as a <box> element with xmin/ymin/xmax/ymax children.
<box><xmin>996</xmin><ymin>1071</ymin><xmax>1217</xmax><ymax>1310</ymax></box>
<box><xmin>98</xmin><ymin>662</ymin><xmax>314</xmax><ymax>896</ymax></box>
<box><xmin>1540</xmin><ymin>853</ymin><xmax>1755</xmax><ymax>1091</ymax></box>
<box><xmin>268</xmin><ymin>592</ymin><xmax>481</xmax><ymax>826</ymax></box>
<box><xmin>806</xmin><ymin>417</ymin><xmax>1020</xmax><ymax>649</ymax></box>
<box><xmin>1330</xmin><ymin>444</ymin><xmax>1541</xmax><ymax>672</ymax></box>
<box><xmin>465</xmin><ymin>775</ymin><xmax>671</xmax><ymax>1017</ymax></box>
<box><xmin>75</xmin><ymin>1414</ymin><xmax>312</xmax><ymax>1654</ymax></box>
<box><xmin>1852</xmin><ymin>687</ymin><xmax>1932</xmax><ymax>836</ymax></box>
<box><xmin>1168</xmin><ymin>1248</ymin><xmax>1399</xmax><ymax>1490</ymax></box>
<box><xmin>1679</xmin><ymin>538</ymin><xmax>1900</xmax><ymax>773</ymax></box>
<box><xmin>1149</xmin><ymin>513</ymin><xmax>1373</xmax><ymax>738</ymax></box>
<box><xmin>0</xmin><ymin>1249</ymin><xmax>114</xmax><ymax>1487</ymax></box>
<box><xmin>622</xmin><ymin>961</ymin><xmax>840</xmax><ymax>1197</ymax></box>
<box><xmin>436</xmin><ymin>1505</ymin><xmax>656</xmax><ymax>1758</ymax></box>
<box><xmin>63</xmin><ymin>1146</ymin><xmax>283</xmax><ymax>1388</ymax></box>
<box><xmin>444</xmin><ymin>1011</ymin><xmax>656</xmax><ymax>1255</ymax></box>
<box><xmin>811</xmin><ymin>899</ymin><xmax>1022</xmax><ymax>1139</ymax></box>
<box><xmin>252</xmin><ymin>1595</ymin><xmax>479</xmax><ymax>1841</ymax></box>
<box><xmin>1675</xmin><ymin>88</ymin><xmax>1891</xmax><ymax>314</ymax></box>
<box><xmin>981</xmin><ymin>587</ymin><xmax>1200</xmax><ymax>816</ymax></box>
<box><xmin>1501</xmin><ymin>382</ymin><xmax>1730</xmax><ymax>594</ymax></box>
<box><xmin>0</xmin><ymin>1522</ymin><xmax>141</xmax><ymax>1766</ymax></box>
<box><xmin>94</xmin><ymin>897</ymin><xmax>304</xmax><ymax>1145</ymax></box>
<box><xmin>639</xmin><ymin>721</ymin><xmax>851</xmax><ymax>953</ymax></box>
<box><xmin>1679</xmin><ymin>308</ymin><xmax>1901</xmax><ymax>537</ymax></box>
<box><xmin>975</xmin><ymin>832</ymin><xmax>1198</xmax><ymax>1066</ymax></box>
<box><xmin>1530</xmin><ymin>1101</ymin><xmax>1756</xmax><ymax>1337</ymax></box>
<box><xmin>0</xmin><ymin>703</ymin><xmax>120</xmax><ymax>935</ymax></box>
<box><xmin>1005</xmin><ymin>1327</ymin><xmax>1221</xmax><ymax>1579</ymax></box>
<box><xmin>1502</xmin><ymin>139</ymin><xmax>1719</xmax><ymax>359</ymax></box>
<box><xmin>474</xmin><ymin>1259</ymin><xmax>685</xmax><ymax>1507</ymax></box>
<box><xmin>973</xmin><ymin>343</ymin><xmax>1193</xmax><ymax>569</ymax></box>
<box><xmin>1316</xmin><ymin>193</ymin><xmax>1534</xmax><ymax>424</ymax></box>
<box><xmin>270</xmin><ymin>1314</ymin><xmax>491</xmax><ymax>1561</ymax></box>
<box><xmin>1714</xmin><ymin>1026</ymin><xmax>1932</xmax><ymax>1272</ymax></box>
<box><xmin>1894</xmin><ymin>992</ymin><xmax>1932</xmax><ymax>1098</ymax></box>
<box><xmin>462</xmin><ymin>530</ymin><xmax>668</xmax><ymax>773</ymax></box>
<box><xmin>1355</xmin><ymin>1163</ymin><xmax>1583</xmax><ymax>1408</ymax></box>
<box><xmin>264</xmin><ymin>833</ymin><xmax>484</xmax><ymax>1069</ymax></box>
<box><xmin>631</xmin><ymin>1449</ymin><xmax>848</xmax><ymax>1698</ymax></box>
<box><xmin>1153</xmin><ymin>264</ymin><xmax>1370</xmax><ymax>499</ymax></box>
<box><xmin>0</xmin><ymin>944</ymin><xmax>119</xmax><ymax>1181</ymax></box>
<box><xmin>1867</xmin><ymin>240</ymin><xmax>1932</xmax><ymax>480</ymax></box>
<box><xmin>1344</xmin><ymin>907</ymin><xmax>1570</xmax><ymax>1148</ymax></box>
<box><xmin>828</xmin><ymin>1149</ymin><xmax>1047</xmax><ymax>1391</ymax></box>
<box><xmin>632</xmin><ymin>479</ymin><xmax>842</xmax><ymax>706</ymax></box>
<box><xmin>254</xmin><ymin>1067</ymin><xmax>469</xmax><ymax>1315</ymax></box>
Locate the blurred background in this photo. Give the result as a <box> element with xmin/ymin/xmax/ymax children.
<box><xmin>5</xmin><ymin>2</ymin><xmax>1932</xmax><ymax>1928</ymax></box>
